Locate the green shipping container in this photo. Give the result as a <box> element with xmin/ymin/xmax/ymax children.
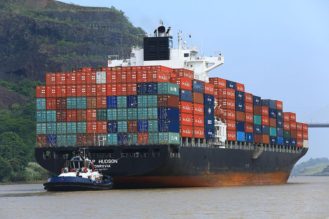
<box><xmin>36</xmin><ymin>123</ymin><xmax>47</xmax><ymax>134</ymax></box>
<box><xmin>36</xmin><ymin>111</ymin><xmax>47</xmax><ymax>122</ymax></box>
<box><xmin>46</xmin><ymin>110</ymin><xmax>56</xmax><ymax>122</ymax></box>
<box><xmin>138</xmin><ymin>108</ymin><xmax>148</xmax><ymax>120</ymax></box>
<box><xmin>67</xmin><ymin>122</ymin><xmax>77</xmax><ymax>134</ymax></box>
<box><xmin>127</xmin><ymin>133</ymin><xmax>138</xmax><ymax>144</ymax></box>
<box><xmin>66</xmin><ymin>134</ymin><xmax>77</xmax><ymax>146</ymax></box>
<box><xmin>57</xmin><ymin>123</ymin><xmax>67</xmax><ymax>134</ymax></box>
<box><xmin>57</xmin><ymin>135</ymin><xmax>67</xmax><ymax>146</ymax></box>
<box><xmin>254</xmin><ymin>115</ymin><xmax>262</xmax><ymax>125</ymax></box>
<box><xmin>36</xmin><ymin>98</ymin><xmax>46</xmax><ymax>110</ymax></box>
<box><xmin>117</xmin><ymin>96</ymin><xmax>127</xmax><ymax>108</ymax></box>
<box><xmin>76</xmin><ymin>97</ymin><xmax>87</xmax><ymax>109</ymax></box>
<box><xmin>158</xmin><ymin>83</ymin><xmax>179</xmax><ymax>96</ymax></box>
<box><xmin>46</xmin><ymin>123</ymin><xmax>57</xmax><ymax>134</ymax></box>
<box><xmin>148</xmin><ymin>120</ymin><xmax>158</xmax><ymax>132</ymax></box>
<box><xmin>138</xmin><ymin>95</ymin><xmax>148</xmax><ymax>108</ymax></box>
<box><xmin>159</xmin><ymin>132</ymin><xmax>180</xmax><ymax>145</ymax></box>
<box><xmin>117</xmin><ymin>109</ymin><xmax>127</xmax><ymax>120</ymax></box>
<box><xmin>148</xmin><ymin>133</ymin><xmax>159</xmax><ymax>144</ymax></box>
<box><xmin>97</xmin><ymin>109</ymin><xmax>107</xmax><ymax>121</ymax></box>
<box><xmin>147</xmin><ymin>95</ymin><xmax>158</xmax><ymax>107</ymax></box>
<box><xmin>147</xmin><ymin>108</ymin><xmax>158</xmax><ymax>120</ymax></box>
<box><xmin>283</xmin><ymin>130</ymin><xmax>290</xmax><ymax>138</ymax></box>
<box><xmin>107</xmin><ymin>134</ymin><xmax>118</xmax><ymax>145</ymax></box>
<box><xmin>118</xmin><ymin>121</ymin><xmax>128</xmax><ymax>132</ymax></box>
<box><xmin>107</xmin><ymin>109</ymin><xmax>117</xmax><ymax>120</ymax></box>
<box><xmin>127</xmin><ymin>108</ymin><xmax>137</xmax><ymax>120</ymax></box>
<box><xmin>67</xmin><ymin>97</ymin><xmax>77</xmax><ymax>109</ymax></box>
<box><xmin>77</xmin><ymin>122</ymin><xmax>87</xmax><ymax>133</ymax></box>
<box><xmin>269</xmin><ymin>127</ymin><xmax>277</xmax><ymax>137</ymax></box>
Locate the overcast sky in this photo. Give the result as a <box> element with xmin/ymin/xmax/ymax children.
<box><xmin>60</xmin><ymin>0</ymin><xmax>329</xmax><ymax>161</ymax></box>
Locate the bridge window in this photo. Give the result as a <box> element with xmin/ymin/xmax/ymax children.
<box><xmin>184</xmin><ymin>53</ymin><xmax>189</xmax><ymax>57</ymax></box>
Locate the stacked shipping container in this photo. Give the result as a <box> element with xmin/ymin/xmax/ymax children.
<box><xmin>210</xmin><ymin>77</ymin><xmax>308</xmax><ymax>148</ymax></box>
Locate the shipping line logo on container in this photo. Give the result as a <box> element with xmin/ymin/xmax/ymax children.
<box><xmin>93</xmin><ymin>159</ymin><xmax>119</xmax><ymax>170</ymax></box>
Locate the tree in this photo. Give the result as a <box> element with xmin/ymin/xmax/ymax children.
<box><xmin>0</xmin><ymin>156</ymin><xmax>12</xmax><ymax>182</ymax></box>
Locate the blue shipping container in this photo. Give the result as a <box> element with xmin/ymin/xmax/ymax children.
<box><xmin>118</xmin><ymin>133</ymin><xmax>129</xmax><ymax>145</ymax></box>
<box><xmin>262</xmin><ymin>125</ymin><xmax>269</xmax><ymax>134</ymax></box>
<box><xmin>107</xmin><ymin>121</ymin><xmax>118</xmax><ymax>133</ymax></box>
<box><xmin>204</xmin><ymin>106</ymin><xmax>214</xmax><ymax>117</ymax></box>
<box><xmin>269</xmin><ymin>100</ymin><xmax>276</xmax><ymax>109</ymax></box>
<box><xmin>245</xmin><ymin>133</ymin><xmax>254</xmax><ymax>143</ymax></box>
<box><xmin>203</xmin><ymin>94</ymin><xmax>214</xmax><ymax>106</ymax></box>
<box><xmin>46</xmin><ymin>134</ymin><xmax>57</xmax><ymax>145</ymax></box>
<box><xmin>261</xmin><ymin>99</ymin><xmax>270</xmax><ymax>106</ymax></box>
<box><xmin>277</xmin><ymin>128</ymin><xmax>284</xmax><ymax>137</ymax></box>
<box><xmin>127</xmin><ymin>95</ymin><xmax>138</xmax><ymax>108</ymax></box>
<box><xmin>147</xmin><ymin>83</ymin><xmax>158</xmax><ymax>94</ymax></box>
<box><xmin>235</xmin><ymin>91</ymin><xmax>245</xmax><ymax>102</ymax></box>
<box><xmin>158</xmin><ymin>107</ymin><xmax>179</xmax><ymax>120</ymax></box>
<box><xmin>158</xmin><ymin>120</ymin><xmax>179</xmax><ymax>132</ymax></box>
<box><xmin>193</xmin><ymin>80</ymin><xmax>204</xmax><ymax>93</ymax></box>
<box><xmin>137</xmin><ymin>120</ymin><xmax>148</xmax><ymax>132</ymax></box>
<box><xmin>291</xmin><ymin>138</ymin><xmax>297</xmax><ymax>147</ymax></box>
<box><xmin>277</xmin><ymin>110</ymin><xmax>283</xmax><ymax>119</ymax></box>
<box><xmin>205</xmin><ymin>128</ymin><xmax>215</xmax><ymax>140</ymax></box>
<box><xmin>284</xmin><ymin>138</ymin><xmax>291</xmax><ymax>146</ymax></box>
<box><xmin>270</xmin><ymin>136</ymin><xmax>277</xmax><ymax>145</ymax></box>
<box><xmin>236</xmin><ymin>121</ymin><xmax>245</xmax><ymax>132</ymax></box>
<box><xmin>254</xmin><ymin>124</ymin><xmax>262</xmax><ymax>134</ymax></box>
<box><xmin>137</xmin><ymin>83</ymin><xmax>147</xmax><ymax>95</ymax></box>
<box><xmin>277</xmin><ymin>118</ymin><xmax>283</xmax><ymax>128</ymax></box>
<box><xmin>180</xmin><ymin>90</ymin><xmax>193</xmax><ymax>102</ymax></box>
<box><xmin>269</xmin><ymin>108</ymin><xmax>277</xmax><ymax>118</ymax></box>
<box><xmin>107</xmin><ymin>97</ymin><xmax>117</xmax><ymax>108</ymax></box>
<box><xmin>226</xmin><ymin>80</ymin><xmax>236</xmax><ymax>89</ymax></box>
<box><xmin>277</xmin><ymin>137</ymin><xmax>284</xmax><ymax>145</ymax></box>
<box><xmin>253</xmin><ymin>96</ymin><xmax>261</xmax><ymax>106</ymax></box>
<box><xmin>235</xmin><ymin>100</ymin><xmax>245</xmax><ymax>112</ymax></box>
<box><xmin>237</xmin><ymin>131</ymin><xmax>246</xmax><ymax>142</ymax></box>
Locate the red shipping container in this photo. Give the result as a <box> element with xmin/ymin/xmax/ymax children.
<box><xmin>171</xmin><ymin>77</ymin><xmax>192</xmax><ymax>90</ymax></box>
<box><xmin>77</xmin><ymin>110</ymin><xmax>87</xmax><ymax>121</ymax></box>
<box><xmin>254</xmin><ymin>134</ymin><xmax>262</xmax><ymax>144</ymax></box>
<box><xmin>46</xmin><ymin>98</ymin><xmax>56</xmax><ymax>110</ymax></box>
<box><xmin>76</xmin><ymin>85</ymin><xmax>87</xmax><ymax>96</ymax></box>
<box><xmin>180</xmin><ymin>101</ymin><xmax>193</xmax><ymax>113</ymax></box>
<box><xmin>180</xmin><ymin>113</ymin><xmax>193</xmax><ymax>126</ymax></box>
<box><xmin>86</xmin><ymin>109</ymin><xmax>96</xmax><ymax>121</ymax></box>
<box><xmin>245</xmin><ymin>113</ymin><xmax>254</xmax><ymax>123</ymax></box>
<box><xmin>223</xmin><ymin>110</ymin><xmax>236</xmax><ymax>121</ymax></box>
<box><xmin>96</xmin><ymin>84</ymin><xmax>107</xmax><ymax>96</ymax></box>
<box><xmin>56</xmin><ymin>98</ymin><xmax>67</xmax><ymax>109</ymax></box>
<box><xmin>262</xmin><ymin>135</ymin><xmax>270</xmax><ymax>144</ymax></box>
<box><xmin>262</xmin><ymin>116</ymin><xmax>269</xmax><ymax>125</ymax></box>
<box><xmin>76</xmin><ymin>72</ymin><xmax>86</xmax><ymax>84</ymax></box>
<box><xmin>245</xmin><ymin>92</ymin><xmax>253</xmax><ymax>103</ymax></box>
<box><xmin>193</xmin><ymin>92</ymin><xmax>204</xmax><ymax>104</ymax></box>
<box><xmin>254</xmin><ymin>106</ymin><xmax>262</xmax><ymax>115</ymax></box>
<box><xmin>226</xmin><ymin>120</ymin><xmax>236</xmax><ymax>131</ymax></box>
<box><xmin>127</xmin><ymin>83</ymin><xmax>137</xmax><ymax>95</ymax></box>
<box><xmin>261</xmin><ymin>106</ymin><xmax>269</xmax><ymax>116</ymax></box>
<box><xmin>96</xmin><ymin>97</ymin><xmax>107</xmax><ymax>108</ymax></box>
<box><xmin>158</xmin><ymin>95</ymin><xmax>179</xmax><ymax>107</ymax></box>
<box><xmin>204</xmin><ymin>83</ymin><xmax>214</xmax><ymax>95</ymax></box>
<box><xmin>227</xmin><ymin>130</ymin><xmax>236</xmax><ymax>141</ymax></box>
<box><xmin>36</xmin><ymin>86</ymin><xmax>46</xmax><ymax>98</ymax></box>
<box><xmin>283</xmin><ymin>113</ymin><xmax>290</xmax><ymax>122</ymax></box>
<box><xmin>46</xmin><ymin>86</ymin><xmax>56</xmax><ymax>98</ymax></box>
<box><xmin>116</xmin><ymin>71</ymin><xmax>122</xmax><ymax>83</ymax></box>
<box><xmin>56</xmin><ymin>73</ymin><xmax>66</xmax><ymax>85</ymax></box>
<box><xmin>106</xmin><ymin>71</ymin><xmax>117</xmax><ymax>84</ymax></box>
<box><xmin>236</xmin><ymin>82</ymin><xmax>245</xmax><ymax>92</ymax></box>
<box><xmin>218</xmin><ymin>99</ymin><xmax>235</xmax><ymax>110</ymax></box>
<box><xmin>56</xmin><ymin>85</ymin><xmax>67</xmax><ymax>97</ymax></box>
<box><xmin>137</xmin><ymin>71</ymin><xmax>148</xmax><ymax>82</ymax></box>
<box><xmin>269</xmin><ymin>118</ymin><xmax>277</xmax><ymax>127</ymax></box>
<box><xmin>67</xmin><ymin>110</ymin><xmax>77</xmax><ymax>122</ymax></box>
<box><xmin>284</xmin><ymin>112</ymin><xmax>296</xmax><ymax>121</ymax></box>
<box><xmin>128</xmin><ymin>121</ymin><xmax>137</xmax><ymax>133</ymax></box>
<box><xmin>138</xmin><ymin>133</ymin><xmax>148</xmax><ymax>144</ymax></box>
<box><xmin>106</xmin><ymin>84</ymin><xmax>117</xmax><ymax>96</ymax></box>
<box><xmin>86</xmin><ymin>85</ymin><xmax>97</xmax><ymax>97</ymax></box>
<box><xmin>97</xmin><ymin>121</ymin><xmax>107</xmax><ymax>134</ymax></box>
<box><xmin>303</xmin><ymin>131</ymin><xmax>308</xmax><ymax>140</ymax></box>
<box><xmin>173</xmin><ymin>68</ymin><xmax>194</xmax><ymax>79</ymax></box>
<box><xmin>121</xmin><ymin>71</ymin><xmax>127</xmax><ymax>83</ymax></box>
<box><xmin>221</xmin><ymin>88</ymin><xmax>235</xmax><ymax>99</ymax></box>
<box><xmin>148</xmin><ymin>72</ymin><xmax>170</xmax><ymax>82</ymax></box>
<box><xmin>302</xmin><ymin>123</ymin><xmax>308</xmax><ymax>132</ymax></box>
<box><xmin>297</xmin><ymin>131</ymin><xmax>303</xmax><ymax>139</ymax></box>
<box><xmin>193</xmin><ymin>103</ymin><xmax>204</xmax><ymax>115</ymax></box>
<box><xmin>56</xmin><ymin>110</ymin><xmax>67</xmax><ymax>122</ymax></box>
<box><xmin>86</xmin><ymin>72</ymin><xmax>96</xmax><ymax>84</ymax></box>
<box><xmin>66</xmin><ymin>72</ymin><xmax>76</xmax><ymax>85</ymax></box>
<box><xmin>291</xmin><ymin>130</ymin><xmax>297</xmax><ymax>138</ymax></box>
<box><xmin>236</xmin><ymin>112</ymin><xmax>245</xmax><ymax>122</ymax></box>
<box><xmin>209</xmin><ymin>77</ymin><xmax>226</xmax><ymax>89</ymax></box>
<box><xmin>46</xmin><ymin>73</ymin><xmax>56</xmax><ymax>85</ymax></box>
<box><xmin>181</xmin><ymin>126</ymin><xmax>193</xmax><ymax>138</ymax></box>
<box><xmin>193</xmin><ymin>115</ymin><xmax>204</xmax><ymax>127</ymax></box>
<box><xmin>245</xmin><ymin>103</ymin><xmax>253</xmax><ymax>113</ymax></box>
<box><xmin>36</xmin><ymin>135</ymin><xmax>46</xmax><ymax>147</ymax></box>
<box><xmin>283</xmin><ymin>122</ymin><xmax>290</xmax><ymax>131</ymax></box>
<box><xmin>245</xmin><ymin>123</ymin><xmax>254</xmax><ymax>133</ymax></box>
<box><xmin>297</xmin><ymin>139</ymin><xmax>303</xmax><ymax>148</ymax></box>
<box><xmin>87</xmin><ymin>122</ymin><xmax>97</xmax><ymax>134</ymax></box>
<box><xmin>194</xmin><ymin>127</ymin><xmax>205</xmax><ymax>138</ymax></box>
<box><xmin>296</xmin><ymin>123</ymin><xmax>303</xmax><ymax>131</ymax></box>
<box><xmin>66</xmin><ymin>85</ymin><xmax>77</xmax><ymax>97</ymax></box>
<box><xmin>276</xmin><ymin>100</ymin><xmax>283</xmax><ymax>111</ymax></box>
<box><xmin>77</xmin><ymin>134</ymin><xmax>87</xmax><ymax>146</ymax></box>
<box><xmin>117</xmin><ymin>84</ymin><xmax>127</xmax><ymax>96</ymax></box>
<box><xmin>82</xmin><ymin>67</ymin><xmax>93</xmax><ymax>73</ymax></box>
<box><xmin>290</xmin><ymin>121</ymin><xmax>297</xmax><ymax>130</ymax></box>
<box><xmin>87</xmin><ymin>97</ymin><xmax>97</xmax><ymax>109</ymax></box>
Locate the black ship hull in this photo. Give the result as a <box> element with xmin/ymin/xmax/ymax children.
<box><xmin>35</xmin><ymin>144</ymin><xmax>307</xmax><ymax>188</ymax></box>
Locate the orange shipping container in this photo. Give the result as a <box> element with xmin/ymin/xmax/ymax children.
<box><xmin>56</xmin><ymin>85</ymin><xmax>67</xmax><ymax>97</ymax></box>
<box><xmin>86</xmin><ymin>85</ymin><xmax>97</xmax><ymax>97</ymax></box>
<box><xmin>97</xmin><ymin>121</ymin><xmax>107</xmax><ymax>134</ymax></box>
<box><xmin>283</xmin><ymin>123</ymin><xmax>290</xmax><ymax>131</ymax></box>
<box><xmin>290</xmin><ymin>121</ymin><xmax>297</xmax><ymax>130</ymax></box>
<box><xmin>171</xmin><ymin>77</ymin><xmax>192</xmax><ymax>90</ymax></box>
<box><xmin>270</xmin><ymin>118</ymin><xmax>277</xmax><ymax>127</ymax></box>
<box><xmin>218</xmin><ymin>99</ymin><xmax>235</xmax><ymax>110</ymax></box>
<box><xmin>180</xmin><ymin>126</ymin><xmax>193</xmax><ymax>138</ymax></box>
<box><xmin>227</xmin><ymin>130</ymin><xmax>236</xmax><ymax>141</ymax></box>
<box><xmin>284</xmin><ymin>112</ymin><xmax>296</xmax><ymax>121</ymax></box>
<box><xmin>261</xmin><ymin>106</ymin><xmax>269</xmax><ymax>116</ymax></box>
<box><xmin>180</xmin><ymin>101</ymin><xmax>193</xmax><ymax>113</ymax></box>
<box><xmin>223</xmin><ymin>110</ymin><xmax>236</xmax><ymax>121</ymax></box>
<box><xmin>137</xmin><ymin>71</ymin><xmax>148</xmax><ymax>82</ymax></box>
<box><xmin>46</xmin><ymin>73</ymin><xmax>56</xmax><ymax>85</ymax></box>
<box><xmin>193</xmin><ymin>92</ymin><xmax>204</xmax><ymax>104</ymax></box>
<box><xmin>204</xmin><ymin>83</ymin><xmax>214</xmax><ymax>95</ymax></box>
<box><xmin>138</xmin><ymin>133</ymin><xmax>148</xmax><ymax>144</ymax></box>
<box><xmin>236</xmin><ymin>112</ymin><xmax>245</xmax><ymax>122</ymax></box>
<box><xmin>245</xmin><ymin>103</ymin><xmax>253</xmax><ymax>113</ymax></box>
<box><xmin>96</xmin><ymin>84</ymin><xmax>107</xmax><ymax>96</ymax></box>
<box><xmin>262</xmin><ymin>116</ymin><xmax>269</xmax><ymax>126</ymax></box>
<box><xmin>117</xmin><ymin>84</ymin><xmax>127</xmax><ymax>96</ymax></box>
<box><xmin>86</xmin><ymin>72</ymin><xmax>96</xmax><ymax>84</ymax></box>
<box><xmin>221</xmin><ymin>88</ymin><xmax>235</xmax><ymax>99</ymax></box>
<box><xmin>148</xmin><ymin>72</ymin><xmax>170</xmax><ymax>82</ymax></box>
<box><xmin>303</xmin><ymin>131</ymin><xmax>308</xmax><ymax>140</ymax></box>
<box><xmin>193</xmin><ymin>103</ymin><xmax>204</xmax><ymax>115</ymax></box>
<box><xmin>66</xmin><ymin>72</ymin><xmax>76</xmax><ymax>85</ymax></box>
<box><xmin>245</xmin><ymin>123</ymin><xmax>254</xmax><ymax>133</ymax></box>
<box><xmin>106</xmin><ymin>71</ymin><xmax>117</xmax><ymax>84</ymax></box>
<box><xmin>46</xmin><ymin>86</ymin><xmax>56</xmax><ymax>98</ymax></box>
<box><xmin>127</xmin><ymin>71</ymin><xmax>137</xmax><ymax>83</ymax></box>
<box><xmin>76</xmin><ymin>85</ymin><xmax>87</xmax><ymax>96</ymax></box>
<box><xmin>66</xmin><ymin>85</ymin><xmax>77</xmax><ymax>97</ymax></box>
<box><xmin>245</xmin><ymin>92</ymin><xmax>253</xmax><ymax>103</ymax></box>
<box><xmin>209</xmin><ymin>77</ymin><xmax>226</xmax><ymax>89</ymax></box>
<box><xmin>297</xmin><ymin>131</ymin><xmax>303</xmax><ymax>139</ymax></box>
<box><xmin>36</xmin><ymin>86</ymin><xmax>46</xmax><ymax>98</ymax></box>
<box><xmin>236</xmin><ymin>83</ymin><xmax>245</xmax><ymax>92</ymax></box>
<box><xmin>194</xmin><ymin>127</ymin><xmax>205</xmax><ymax>138</ymax></box>
<box><xmin>127</xmin><ymin>83</ymin><xmax>137</xmax><ymax>95</ymax></box>
<box><xmin>86</xmin><ymin>109</ymin><xmax>97</xmax><ymax>121</ymax></box>
<box><xmin>76</xmin><ymin>72</ymin><xmax>86</xmax><ymax>85</ymax></box>
<box><xmin>173</xmin><ymin>68</ymin><xmax>194</xmax><ymax>79</ymax></box>
<box><xmin>96</xmin><ymin>97</ymin><xmax>107</xmax><ymax>109</ymax></box>
<box><xmin>87</xmin><ymin>122</ymin><xmax>97</xmax><ymax>134</ymax></box>
<box><xmin>262</xmin><ymin>135</ymin><xmax>270</xmax><ymax>144</ymax></box>
<box><xmin>121</xmin><ymin>71</ymin><xmax>127</xmax><ymax>83</ymax></box>
<box><xmin>56</xmin><ymin>73</ymin><xmax>66</xmax><ymax>85</ymax></box>
<box><xmin>193</xmin><ymin>115</ymin><xmax>204</xmax><ymax>127</ymax></box>
<box><xmin>302</xmin><ymin>123</ymin><xmax>308</xmax><ymax>131</ymax></box>
<box><xmin>106</xmin><ymin>84</ymin><xmax>117</xmax><ymax>96</ymax></box>
<box><xmin>226</xmin><ymin>120</ymin><xmax>236</xmax><ymax>131</ymax></box>
<box><xmin>296</xmin><ymin>123</ymin><xmax>303</xmax><ymax>131</ymax></box>
<box><xmin>180</xmin><ymin>113</ymin><xmax>193</xmax><ymax>126</ymax></box>
<box><xmin>297</xmin><ymin>139</ymin><xmax>303</xmax><ymax>148</ymax></box>
<box><xmin>245</xmin><ymin>113</ymin><xmax>254</xmax><ymax>123</ymax></box>
<box><xmin>276</xmin><ymin>100</ymin><xmax>283</xmax><ymax>110</ymax></box>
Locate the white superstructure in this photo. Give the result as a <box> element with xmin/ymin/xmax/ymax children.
<box><xmin>108</xmin><ymin>24</ymin><xmax>224</xmax><ymax>82</ymax></box>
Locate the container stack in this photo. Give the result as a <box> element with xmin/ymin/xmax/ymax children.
<box><xmin>209</xmin><ymin>77</ymin><xmax>309</xmax><ymax>148</ymax></box>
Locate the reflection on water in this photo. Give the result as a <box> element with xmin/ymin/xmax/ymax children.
<box><xmin>0</xmin><ymin>177</ymin><xmax>329</xmax><ymax>219</ymax></box>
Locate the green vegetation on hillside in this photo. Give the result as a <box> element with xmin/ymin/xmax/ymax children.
<box><xmin>292</xmin><ymin>158</ymin><xmax>329</xmax><ymax>176</ymax></box>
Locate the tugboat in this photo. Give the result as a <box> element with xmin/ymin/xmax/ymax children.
<box><xmin>44</xmin><ymin>153</ymin><xmax>113</xmax><ymax>191</ymax></box>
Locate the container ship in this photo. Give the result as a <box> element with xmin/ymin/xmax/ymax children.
<box><xmin>35</xmin><ymin>24</ymin><xmax>308</xmax><ymax>188</ymax></box>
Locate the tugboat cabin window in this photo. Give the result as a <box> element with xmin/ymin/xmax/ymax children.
<box><xmin>184</xmin><ymin>53</ymin><xmax>189</xmax><ymax>57</ymax></box>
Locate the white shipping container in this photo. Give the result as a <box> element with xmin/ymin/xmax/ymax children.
<box><xmin>96</xmin><ymin>71</ymin><xmax>106</xmax><ymax>84</ymax></box>
<box><xmin>303</xmin><ymin>140</ymin><xmax>309</xmax><ymax>148</ymax></box>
